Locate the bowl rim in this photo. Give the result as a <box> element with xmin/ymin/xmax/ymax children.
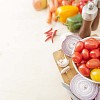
<box><xmin>72</xmin><ymin>36</ymin><xmax>100</xmax><ymax>84</ymax></box>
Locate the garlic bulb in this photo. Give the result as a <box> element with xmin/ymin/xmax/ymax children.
<box><xmin>57</xmin><ymin>58</ymin><xmax>69</xmax><ymax>67</ymax></box>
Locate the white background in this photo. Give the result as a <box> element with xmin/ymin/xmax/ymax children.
<box><xmin>0</xmin><ymin>0</ymin><xmax>99</xmax><ymax>100</ymax></box>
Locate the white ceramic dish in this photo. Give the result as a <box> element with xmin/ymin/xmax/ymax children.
<box><xmin>72</xmin><ymin>36</ymin><xmax>100</xmax><ymax>84</ymax></box>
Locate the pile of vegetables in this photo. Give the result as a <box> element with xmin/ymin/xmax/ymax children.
<box><xmin>46</xmin><ymin>0</ymin><xmax>88</xmax><ymax>23</ymax></box>
<box><xmin>72</xmin><ymin>37</ymin><xmax>100</xmax><ymax>82</ymax></box>
<box><xmin>33</xmin><ymin>0</ymin><xmax>89</xmax><ymax>42</ymax></box>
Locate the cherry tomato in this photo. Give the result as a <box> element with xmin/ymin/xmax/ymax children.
<box><xmin>77</xmin><ymin>60</ymin><xmax>87</xmax><ymax>67</ymax></box>
<box><xmin>79</xmin><ymin>4</ymin><xmax>84</xmax><ymax>13</ymax></box>
<box><xmin>82</xmin><ymin>49</ymin><xmax>89</xmax><ymax>60</ymax></box>
<box><xmin>90</xmin><ymin>49</ymin><xmax>100</xmax><ymax>58</ymax></box>
<box><xmin>78</xmin><ymin>64</ymin><xmax>90</xmax><ymax>76</ymax></box>
<box><xmin>72</xmin><ymin>52</ymin><xmax>82</xmax><ymax>63</ymax></box>
<box><xmin>90</xmin><ymin>69</ymin><xmax>100</xmax><ymax>82</ymax></box>
<box><xmin>74</xmin><ymin>41</ymin><xmax>84</xmax><ymax>52</ymax></box>
<box><xmin>81</xmin><ymin>0</ymin><xmax>88</xmax><ymax>3</ymax></box>
<box><xmin>86</xmin><ymin>58</ymin><xmax>100</xmax><ymax>68</ymax></box>
<box><xmin>84</xmin><ymin>38</ymin><xmax>99</xmax><ymax>50</ymax></box>
<box><xmin>81</xmin><ymin>60</ymin><xmax>87</xmax><ymax>64</ymax></box>
<box><xmin>72</xmin><ymin>1</ymin><xmax>80</xmax><ymax>7</ymax></box>
<box><xmin>78</xmin><ymin>0</ymin><xmax>89</xmax><ymax>13</ymax></box>
<box><xmin>62</xmin><ymin>0</ymin><xmax>72</xmax><ymax>5</ymax></box>
<box><xmin>98</xmin><ymin>40</ymin><xmax>100</xmax><ymax>47</ymax></box>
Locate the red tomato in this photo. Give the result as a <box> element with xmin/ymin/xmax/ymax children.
<box><xmin>72</xmin><ymin>1</ymin><xmax>80</xmax><ymax>7</ymax></box>
<box><xmin>77</xmin><ymin>60</ymin><xmax>87</xmax><ymax>67</ymax></box>
<box><xmin>62</xmin><ymin>0</ymin><xmax>72</xmax><ymax>5</ymax></box>
<box><xmin>78</xmin><ymin>64</ymin><xmax>90</xmax><ymax>76</ymax></box>
<box><xmin>84</xmin><ymin>38</ymin><xmax>99</xmax><ymax>50</ymax></box>
<box><xmin>81</xmin><ymin>0</ymin><xmax>88</xmax><ymax>3</ymax></box>
<box><xmin>78</xmin><ymin>0</ymin><xmax>88</xmax><ymax>13</ymax></box>
<box><xmin>98</xmin><ymin>40</ymin><xmax>100</xmax><ymax>47</ymax></box>
<box><xmin>74</xmin><ymin>41</ymin><xmax>84</xmax><ymax>52</ymax></box>
<box><xmin>90</xmin><ymin>49</ymin><xmax>100</xmax><ymax>58</ymax></box>
<box><xmin>79</xmin><ymin>4</ymin><xmax>84</xmax><ymax>13</ymax></box>
<box><xmin>81</xmin><ymin>60</ymin><xmax>87</xmax><ymax>64</ymax></box>
<box><xmin>72</xmin><ymin>52</ymin><xmax>82</xmax><ymax>63</ymax></box>
<box><xmin>82</xmin><ymin>49</ymin><xmax>89</xmax><ymax>60</ymax></box>
<box><xmin>86</xmin><ymin>59</ymin><xmax>100</xmax><ymax>68</ymax></box>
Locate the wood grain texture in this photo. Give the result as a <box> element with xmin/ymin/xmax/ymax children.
<box><xmin>53</xmin><ymin>49</ymin><xmax>77</xmax><ymax>85</ymax></box>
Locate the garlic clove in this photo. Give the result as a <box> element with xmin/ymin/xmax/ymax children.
<box><xmin>61</xmin><ymin>66</ymin><xmax>70</xmax><ymax>74</ymax></box>
<box><xmin>57</xmin><ymin>58</ymin><xmax>69</xmax><ymax>68</ymax></box>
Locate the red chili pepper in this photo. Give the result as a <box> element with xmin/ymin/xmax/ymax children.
<box><xmin>45</xmin><ymin>36</ymin><xmax>52</xmax><ymax>42</ymax></box>
<box><xmin>51</xmin><ymin>30</ymin><xmax>57</xmax><ymax>43</ymax></box>
<box><xmin>44</xmin><ymin>28</ymin><xmax>52</xmax><ymax>34</ymax></box>
<box><xmin>46</xmin><ymin>32</ymin><xmax>53</xmax><ymax>37</ymax></box>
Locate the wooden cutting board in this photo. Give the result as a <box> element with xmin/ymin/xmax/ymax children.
<box><xmin>53</xmin><ymin>49</ymin><xmax>78</xmax><ymax>85</ymax></box>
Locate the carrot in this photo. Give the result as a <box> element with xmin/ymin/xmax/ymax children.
<box><xmin>47</xmin><ymin>11</ymin><xmax>52</xmax><ymax>24</ymax></box>
<box><xmin>49</xmin><ymin>0</ymin><xmax>55</xmax><ymax>12</ymax></box>
<box><xmin>54</xmin><ymin>0</ymin><xmax>58</xmax><ymax>10</ymax></box>
<box><xmin>52</xmin><ymin>12</ymin><xmax>57</xmax><ymax>22</ymax></box>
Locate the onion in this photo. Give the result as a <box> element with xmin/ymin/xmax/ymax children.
<box><xmin>95</xmin><ymin>86</ymin><xmax>100</xmax><ymax>100</ymax></box>
<box><xmin>62</xmin><ymin>35</ymin><xmax>82</xmax><ymax>57</ymax></box>
<box><xmin>33</xmin><ymin>0</ymin><xmax>47</xmax><ymax>11</ymax></box>
<box><xmin>70</xmin><ymin>74</ymin><xmax>99</xmax><ymax>100</ymax></box>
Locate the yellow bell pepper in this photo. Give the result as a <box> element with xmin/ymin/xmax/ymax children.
<box><xmin>56</xmin><ymin>5</ymin><xmax>79</xmax><ymax>23</ymax></box>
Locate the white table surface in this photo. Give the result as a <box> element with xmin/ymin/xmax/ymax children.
<box><xmin>0</xmin><ymin>0</ymin><xmax>99</xmax><ymax>100</ymax></box>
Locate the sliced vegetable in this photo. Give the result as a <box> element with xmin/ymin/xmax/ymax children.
<box><xmin>62</xmin><ymin>35</ymin><xmax>82</xmax><ymax>57</ymax></box>
<box><xmin>70</xmin><ymin>74</ymin><xmax>99</xmax><ymax>100</ymax></box>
